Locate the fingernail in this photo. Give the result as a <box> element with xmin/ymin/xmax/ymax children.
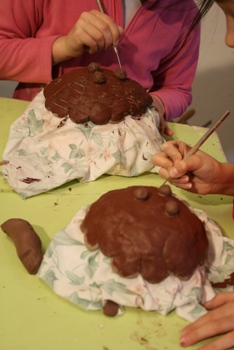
<box><xmin>170</xmin><ymin>168</ymin><xmax>179</xmax><ymax>177</ymax></box>
<box><xmin>185</xmin><ymin>183</ymin><xmax>192</xmax><ymax>189</ymax></box>
<box><xmin>180</xmin><ymin>336</ymin><xmax>188</xmax><ymax>347</ymax></box>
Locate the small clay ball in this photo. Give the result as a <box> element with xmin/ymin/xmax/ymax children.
<box><xmin>134</xmin><ymin>187</ymin><xmax>149</xmax><ymax>201</ymax></box>
<box><xmin>92</xmin><ymin>71</ymin><xmax>106</xmax><ymax>84</ymax></box>
<box><xmin>88</xmin><ymin>62</ymin><xmax>100</xmax><ymax>72</ymax></box>
<box><xmin>113</xmin><ymin>68</ymin><xmax>127</xmax><ymax>80</ymax></box>
<box><xmin>165</xmin><ymin>200</ymin><xmax>180</xmax><ymax>216</ymax></box>
<box><xmin>158</xmin><ymin>185</ymin><xmax>172</xmax><ymax>196</ymax></box>
<box><xmin>103</xmin><ymin>300</ymin><xmax>119</xmax><ymax>317</ymax></box>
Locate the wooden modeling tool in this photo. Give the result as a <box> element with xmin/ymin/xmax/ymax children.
<box><xmin>96</xmin><ymin>0</ymin><xmax>122</xmax><ymax>68</ymax></box>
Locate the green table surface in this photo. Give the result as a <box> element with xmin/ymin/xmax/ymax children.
<box><xmin>0</xmin><ymin>97</ymin><xmax>233</xmax><ymax>350</ymax></box>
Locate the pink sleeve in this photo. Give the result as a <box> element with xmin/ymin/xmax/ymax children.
<box><xmin>0</xmin><ymin>0</ymin><xmax>58</xmax><ymax>83</ymax></box>
<box><xmin>150</xmin><ymin>23</ymin><xmax>200</xmax><ymax>121</ymax></box>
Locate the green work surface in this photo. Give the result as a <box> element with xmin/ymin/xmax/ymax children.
<box><xmin>0</xmin><ymin>98</ymin><xmax>233</xmax><ymax>350</ymax></box>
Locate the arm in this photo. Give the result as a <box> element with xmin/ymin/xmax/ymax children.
<box><xmin>180</xmin><ymin>293</ymin><xmax>234</xmax><ymax>349</ymax></box>
<box><xmin>0</xmin><ymin>0</ymin><xmax>56</xmax><ymax>83</ymax></box>
<box><xmin>149</xmin><ymin>3</ymin><xmax>200</xmax><ymax>122</ymax></box>
<box><xmin>151</xmin><ymin>140</ymin><xmax>234</xmax><ymax>196</ymax></box>
<box><xmin>0</xmin><ymin>1</ymin><xmax>123</xmax><ymax>83</ymax></box>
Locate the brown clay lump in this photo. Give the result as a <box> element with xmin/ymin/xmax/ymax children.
<box><xmin>113</xmin><ymin>68</ymin><xmax>127</xmax><ymax>80</ymax></box>
<box><xmin>44</xmin><ymin>62</ymin><xmax>152</xmax><ymax>125</ymax></box>
<box><xmin>80</xmin><ymin>186</ymin><xmax>208</xmax><ymax>284</ymax></box>
<box><xmin>134</xmin><ymin>186</ymin><xmax>149</xmax><ymax>201</ymax></box>
<box><xmin>92</xmin><ymin>70</ymin><xmax>106</xmax><ymax>84</ymax></box>
<box><xmin>1</xmin><ymin>218</ymin><xmax>43</xmax><ymax>274</ymax></box>
<box><xmin>103</xmin><ymin>300</ymin><xmax>120</xmax><ymax>317</ymax></box>
<box><xmin>87</xmin><ymin>62</ymin><xmax>100</xmax><ymax>72</ymax></box>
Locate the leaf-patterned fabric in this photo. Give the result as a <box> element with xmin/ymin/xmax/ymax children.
<box><xmin>2</xmin><ymin>91</ymin><xmax>164</xmax><ymax>198</ymax></box>
<box><xmin>37</xmin><ymin>201</ymin><xmax>234</xmax><ymax>322</ymax></box>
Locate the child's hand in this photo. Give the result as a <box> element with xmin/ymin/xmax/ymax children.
<box><xmin>151</xmin><ymin>140</ymin><xmax>222</xmax><ymax>194</ymax></box>
<box><xmin>53</xmin><ymin>10</ymin><xmax>124</xmax><ymax>64</ymax></box>
<box><xmin>158</xmin><ymin>116</ymin><xmax>174</xmax><ymax>136</ymax></box>
<box><xmin>180</xmin><ymin>292</ymin><xmax>234</xmax><ymax>350</ymax></box>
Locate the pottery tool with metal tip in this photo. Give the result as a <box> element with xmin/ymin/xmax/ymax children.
<box><xmin>96</xmin><ymin>0</ymin><xmax>122</xmax><ymax>68</ymax></box>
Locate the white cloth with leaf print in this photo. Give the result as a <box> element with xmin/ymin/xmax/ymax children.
<box><xmin>2</xmin><ymin>91</ymin><xmax>164</xmax><ymax>198</ymax></box>
<box><xmin>37</xmin><ymin>202</ymin><xmax>234</xmax><ymax>322</ymax></box>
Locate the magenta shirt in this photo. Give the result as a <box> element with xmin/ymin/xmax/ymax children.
<box><xmin>0</xmin><ymin>0</ymin><xmax>200</xmax><ymax>121</ymax></box>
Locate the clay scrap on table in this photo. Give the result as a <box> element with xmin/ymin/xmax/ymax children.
<box><xmin>1</xmin><ymin>218</ymin><xmax>43</xmax><ymax>275</ymax></box>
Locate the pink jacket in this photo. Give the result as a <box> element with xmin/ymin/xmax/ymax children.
<box><xmin>0</xmin><ymin>0</ymin><xmax>200</xmax><ymax>121</ymax></box>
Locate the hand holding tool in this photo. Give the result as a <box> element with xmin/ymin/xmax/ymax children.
<box><xmin>162</xmin><ymin>110</ymin><xmax>230</xmax><ymax>185</ymax></box>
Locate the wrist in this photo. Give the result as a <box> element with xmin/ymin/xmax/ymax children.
<box><xmin>212</xmin><ymin>162</ymin><xmax>234</xmax><ymax>196</ymax></box>
<box><xmin>52</xmin><ymin>36</ymin><xmax>73</xmax><ymax>65</ymax></box>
